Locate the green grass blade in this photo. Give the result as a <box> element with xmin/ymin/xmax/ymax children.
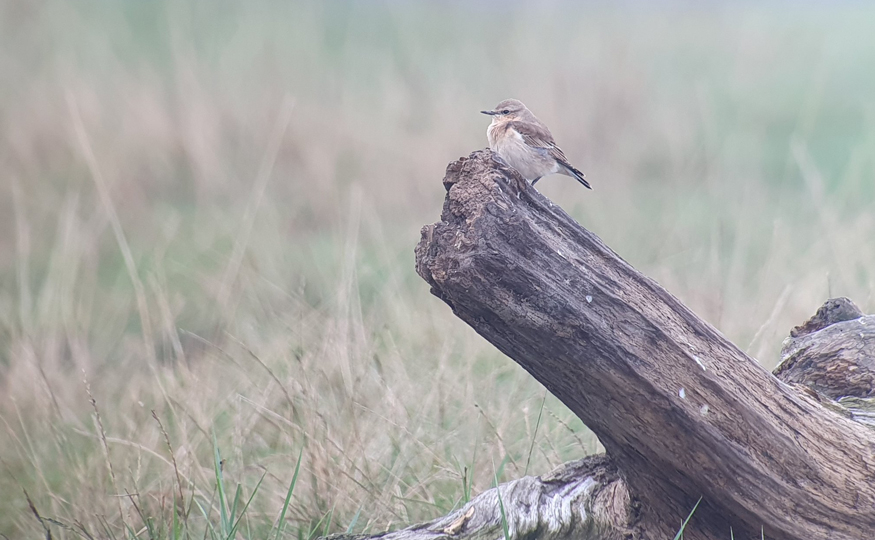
<box><xmin>493</xmin><ymin>467</ymin><xmax>510</xmax><ymax>540</ymax></box>
<box><xmin>172</xmin><ymin>503</ymin><xmax>187</xmax><ymax>540</ymax></box>
<box><xmin>194</xmin><ymin>496</ymin><xmax>219</xmax><ymax>540</ymax></box>
<box><xmin>124</xmin><ymin>521</ymin><xmax>139</xmax><ymax>539</ymax></box>
<box><xmin>496</xmin><ymin>489</ymin><xmax>510</xmax><ymax>540</ymax></box>
<box><xmin>230</xmin><ymin>484</ymin><xmax>243</xmax><ymax>530</ymax></box>
<box><xmin>274</xmin><ymin>448</ymin><xmax>303</xmax><ymax>540</ymax></box>
<box><xmin>524</xmin><ymin>392</ymin><xmax>547</xmax><ymax>476</ymax></box>
<box><xmin>345</xmin><ymin>507</ymin><xmax>362</xmax><ymax>534</ymax></box>
<box><xmin>495</xmin><ymin>454</ymin><xmax>509</xmax><ymax>484</ymax></box>
<box><xmin>212</xmin><ymin>433</ymin><xmax>229</xmax><ymax>538</ymax></box>
<box><xmin>227</xmin><ymin>472</ymin><xmax>265</xmax><ymax>540</ymax></box>
<box><xmin>672</xmin><ymin>497</ymin><xmax>702</xmax><ymax>540</ymax></box>
<box><xmin>322</xmin><ymin>507</ymin><xmax>334</xmax><ymax>537</ymax></box>
<box><xmin>306</xmin><ymin>511</ymin><xmax>330</xmax><ymax>540</ymax></box>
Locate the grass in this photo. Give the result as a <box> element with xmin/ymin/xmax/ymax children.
<box><xmin>672</xmin><ymin>497</ymin><xmax>702</xmax><ymax>540</ymax></box>
<box><xmin>1</xmin><ymin>0</ymin><xmax>875</xmax><ymax>537</ymax></box>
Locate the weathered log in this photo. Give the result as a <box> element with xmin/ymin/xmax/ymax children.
<box><xmin>775</xmin><ymin>297</ymin><xmax>875</xmax><ymax>426</ymax></box>
<box><xmin>776</xmin><ymin>297</ymin><xmax>875</xmax><ymax>399</ymax></box>
<box><xmin>409</xmin><ymin>151</ymin><xmax>875</xmax><ymax>540</ymax></box>
<box><xmin>329</xmin><ymin>456</ymin><xmax>632</xmax><ymax>540</ymax></box>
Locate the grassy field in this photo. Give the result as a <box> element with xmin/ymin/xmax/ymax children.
<box><xmin>2</xmin><ymin>1</ymin><xmax>875</xmax><ymax>538</ymax></box>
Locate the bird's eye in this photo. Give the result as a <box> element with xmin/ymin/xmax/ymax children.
<box><xmin>502</xmin><ymin>109</ymin><xmax>510</xmax><ymax>114</ymax></box>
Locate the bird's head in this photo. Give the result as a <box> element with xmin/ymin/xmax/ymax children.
<box><xmin>481</xmin><ymin>99</ymin><xmax>530</xmax><ymax>122</ymax></box>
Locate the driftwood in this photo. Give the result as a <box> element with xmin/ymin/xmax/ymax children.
<box><xmin>330</xmin><ymin>456</ymin><xmax>632</xmax><ymax>540</ymax></box>
<box><xmin>343</xmin><ymin>150</ymin><xmax>875</xmax><ymax>540</ymax></box>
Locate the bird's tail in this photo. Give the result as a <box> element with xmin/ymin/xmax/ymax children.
<box><xmin>561</xmin><ymin>162</ymin><xmax>592</xmax><ymax>189</ymax></box>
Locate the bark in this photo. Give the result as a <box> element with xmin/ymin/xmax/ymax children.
<box><xmin>774</xmin><ymin>297</ymin><xmax>875</xmax><ymax>427</ymax></box>
<box><xmin>776</xmin><ymin>297</ymin><xmax>875</xmax><ymax>399</ymax></box>
<box><xmin>406</xmin><ymin>151</ymin><xmax>875</xmax><ymax>540</ymax></box>
<box><xmin>329</xmin><ymin>456</ymin><xmax>633</xmax><ymax>540</ymax></box>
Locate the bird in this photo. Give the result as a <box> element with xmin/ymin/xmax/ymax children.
<box><xmin>481</xmin><ymin>99</ymin><xmax>591</xmax><ymax>189</ymax></box>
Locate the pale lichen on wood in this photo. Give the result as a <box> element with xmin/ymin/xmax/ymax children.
<box><xmin>326</xmin><ymin>456</ymin><xmax>631</xmax><ymax>540</ymax></box>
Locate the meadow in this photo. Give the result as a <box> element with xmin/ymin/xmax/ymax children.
<box><xmin>1</xmin><ymin>1</ymin><xmax>875</xmax><ymax>537</ymax></box>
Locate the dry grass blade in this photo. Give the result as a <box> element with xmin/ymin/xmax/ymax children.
<box><xmin>83</xmin><ymin>372</ymin><xmax>127</xmax><ymax>534</ymax></box>
<box><xmin>151</xmin><ymin>410</ymin><xmax>187</xmax><ymax>521</ymax></box>
<box><xmin>24</xmin><ymin>489</ymin><xmax>52</xmax><ymax>540</ymax></box>
<box><xmin>217</xmin><ymin>95</ymin><xmax>296</xmax><ymax>309</ymax></box>
<box><xmin>66</xmin><ymin>91</ymin><xmax>155</xmax><ymax>361</ymax></box>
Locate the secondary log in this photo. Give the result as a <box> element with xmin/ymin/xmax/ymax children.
<box><xmin>776</xmin><ymin>297</ymin><xmax>875</xmax><ymax>400</ymax></box>
<box><xmin>412</xmin><ymin>151</ymin><xmax>875</xmax><ymax>540</ymax></box>
<box><xmin>327</xmin><ymin>456</ymin><xmax>633</xmax><ymax>540</ymax></box>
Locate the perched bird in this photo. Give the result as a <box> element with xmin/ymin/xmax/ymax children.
<box><xmin>482</xmin><ymin>99</ymin><xmax>591</xmax><ymax>189</ymax></box>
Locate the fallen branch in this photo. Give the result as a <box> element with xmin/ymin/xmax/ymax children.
<box><xmin>330</xmin><ymin>456</ymin><xmax>631</xmax><ymax>540</ymax></box>
<box><xmin>340</xmin><ymin>151</ymin><xmax>875</xmax><ymax>540</ymax></box>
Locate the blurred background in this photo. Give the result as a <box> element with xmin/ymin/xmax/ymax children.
<box><xmin>1</xmin><ymin>1</ymin><xmax>874</xmax><ymax>537</ymax></box>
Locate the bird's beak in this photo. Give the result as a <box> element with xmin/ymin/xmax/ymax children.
<box><xmin>481</xmin><ymin>110</ymin><xmax>498</xmax><ymax>115</ymax></box>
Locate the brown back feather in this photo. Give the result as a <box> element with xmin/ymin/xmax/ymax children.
<box><xmin>507</xmin><ymin>120</ymin><xmax>570</xmax><ymax>165</ymax></box>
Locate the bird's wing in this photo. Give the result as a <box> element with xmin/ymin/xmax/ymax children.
<box><xmin>507</xmin><ymin>120</ymin><xmax>570</xmax><ymax>164</ymax></box>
